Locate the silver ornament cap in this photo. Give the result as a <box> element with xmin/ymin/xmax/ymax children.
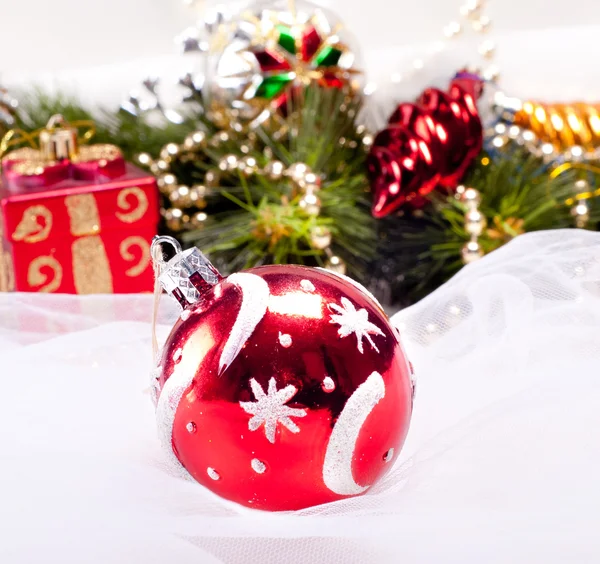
<box><xmin>151</xmin><ymin>236</ymin><xmax>222</xmax><ymax>308</ymax></box>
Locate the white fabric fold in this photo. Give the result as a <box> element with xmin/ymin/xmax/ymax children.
<box><xmin>1</xmin><ymin>229</ymin><xmax>600</xmax><ymax>562</ymax></box>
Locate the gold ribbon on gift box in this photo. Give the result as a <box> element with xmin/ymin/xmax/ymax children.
<box><xmin>0</xmin><ymin>114</ymin><xmax>127</xmax><ymax>186</ymax></box>
<box><xmin>0</xmin><ymin>114</ymin><xmax>95</xmax><ymax>166</ymax></box>
<box><xmin>64</xmin><ymin>194</ymin><xmax>113</xmax><ymax>293</ymax></box>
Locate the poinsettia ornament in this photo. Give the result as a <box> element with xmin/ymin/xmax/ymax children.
<box><xmin>151</xmin><ymin>236</ymin><xmax>414</xmax><ymax>511</ymax></box>
<box><xmin>204</xmin><ymin>0</ymin><xmax>361</xmax><ymax>126</ymax></box>
<box><xmin>368</xmin><ymin>71</ymin><xmax>484</xmax><ymax>217</ymax></box>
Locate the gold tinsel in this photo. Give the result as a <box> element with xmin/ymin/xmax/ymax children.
<box><xmin>514</xmin><ymin>101</ymin><xmax>600</xmax><ymax>151</ymax></box>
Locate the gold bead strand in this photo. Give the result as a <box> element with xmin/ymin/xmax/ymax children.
<box><xmin>571</xmin><ymin>179</ymin><xmax>592</xmax><ymax>229</ymax></box>
<box><xmin>373</xmin><ymin>0</ymin><xmax>495</xmax><ymax>97</ymax></box>
<box><xmin>456</xmin><ymin>185</ymin><xmax>486</xmax><ymax>264</ymax></box>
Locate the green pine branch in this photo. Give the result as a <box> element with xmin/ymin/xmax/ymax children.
<box><xmin>177</xmin><ymin>86</ymin><xmax>376</xmax><ymax>278</ymax></box>
<box><xmin>8</xmin><ymin>86</ymin><xmax>600</xmax><ymax>306</ymax></box>
<box><xmin>389</xmin><ymin>149</ymin><xmax>600</xmax><ymax>298</ymax></box>
<box><xmin>13</xmin><ymin>89</ymin><xmax>196</xmax><ymax>161</ymax></box>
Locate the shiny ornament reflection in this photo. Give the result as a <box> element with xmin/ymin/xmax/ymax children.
<box><xmin>203</xmin><ymin>0</ymin><xmax>362</xmax><ymax>127</ymax></box>
<box><xmin>368</xmin><ymin>72</ymin><xmax>483</xmax><ymax>217</ymax></box>
<box><xmin>153</xmin><ymin>241</ymin><xmax>413</xmax><ymax>511</ymax></box>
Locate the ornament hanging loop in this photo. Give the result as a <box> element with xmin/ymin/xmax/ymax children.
<box><xmin>151</xmin><ymin>235</ymin><xmax>182</xmax><ymax>268</ymax></box>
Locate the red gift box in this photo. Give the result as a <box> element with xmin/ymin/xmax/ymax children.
<box><xmin>0</xmin><ymin>116</ymin><xmax>159</xmax><ymax>294</ymax></box>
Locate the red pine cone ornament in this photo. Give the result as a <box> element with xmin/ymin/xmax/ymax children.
<box><xmin>151</xmin><ymin>237</ymin><xmax>414</xmax><ymax>511</ymax></box>
<box><xmin>368</xmin><ymin>72</ymin><xmax>484</xmax><ymax>217</ymax></box>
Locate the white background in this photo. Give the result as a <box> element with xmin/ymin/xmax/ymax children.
<box><xmin>2</xmin><ymin>0</ymin><xmax>600</xmax><ymax>105</ymax></box>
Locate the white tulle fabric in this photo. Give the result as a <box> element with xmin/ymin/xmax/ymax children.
<box><xmin>2</xmin><ymin>229</ymin><xmax>600</xmax><ymax>563</ymax></box>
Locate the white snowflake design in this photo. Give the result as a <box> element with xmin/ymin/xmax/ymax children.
<box><xmin>240</xmin><ymin>377</ymin><xmax>307</xmax><ymax>443</ymax></box>
<box><xmin>328</xmin><ymin>297</ymin><xmax>385</xmax><ymax>354</ymax></box>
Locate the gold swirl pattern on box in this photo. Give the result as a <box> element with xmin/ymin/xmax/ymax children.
<box><xmin>115</xmin><ymin>186</ymin><xmax>149</xmax><ymax>224</ymax></box>
<box><xmin>12</xmin><ymin>205</ymin><xmax>53</xmax><ymax>243</ymax></box>
<box><xmin>120</xmin><ymin>236</ymin><xmax>151</xmax><ymax>277</ymax></box>
<box><xmin>27</xmin><ymin>256</ymin><xmax>63</xmax><ymax>293</ymax></box>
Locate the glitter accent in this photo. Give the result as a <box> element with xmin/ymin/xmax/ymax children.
<box><xmin>11</xmin><ymin>161</ymin><xmax>45</xmax><ymax>176</ymax></box>
<box><xmin>322</xmin><ymin>376</ymin><xmax>335</xmax><ymax>392</ymax></box>
<box><xmin>323</xmin><ymin>371</ymin><xmax>386</xmax><ymax>495</ymax></box>
<box><xmin>150</xmin><ymin>378</ymin><xmax>160</xmax><ymax>406</ymax></box>
<box><xmin>181</xmin><ymin>309</ymin><xmax>191</xmax><ymax>321</ymax></box>
<box><xmin>26</xmin><ymin>255</ymin><xmax>63</xmax><ymax>293</ymax></box>
<box><xmin>328</xmin><ymin>297</ymin><xmax>385</xmax><ymax>354</ymax></box>
<box><xmin>278</xmin><ymin>332</ymin><xmax>292</xmax><ymax>348</ymax></box>
<box><xmin>65</xmin><ymin>194</ymin><xmax>100</xmax><ymax>236</ymax></box>
<box><xmin>316</xmin><ymin>267</ymin><xmax>384</xmax><ymax>311</ymax></box>
<box><xmin>120</xmin><ymin>236</ymin><xmax>151</xmax><ymax>277</ymax></box>
<box><xmin>155</xmin><ymin>363</ymin><xmax>195</xmax><ymax>479</ymax></box>
<box><xmin>186</xmin><ymin>422</ymin><xmax>197</xmax><ymax>434</ymax></box>
<box><xmin>71</xmin><ymin>236</ymin><xmax>114</xmax><ymax>294</ymax></box>
<box><xmin>0</xmin><ymin>222</ymin><xmax>14</xmax><ymax>292</ymax></box>
<box><xmin>383</xmin><ymin>448</ymin><xmax>394</xmax><ymax>462</ymax></box>
<box><xmin>251</xmin><ymin>459</ymin><xmax>266</xmax><ymax>474</ymax></box>
<box><xmin>219</xmin><ymin>273</ymin><xmax>270</xmax><ymax>374</ymax></box>
<box><xmin>115</xmin><ymin>186</ymin><xmax>149</xmax><ymax>224</ymax></box>
<box><xmin>207</xmin><ymin>467</ymin><xmax>220</xmax><ymax>480</ymax></box>
<box><xmin>155</xmin><ymin>325</ymin><xmax>217</xmax><ymax>481</ymax></box>
<box><xmin>150</xmin><ymin>367</ymin><xmax>162</xmax><ymax>406</ymax></box>
<box><xmin>173</xmin><ymin>348</ymin><xmax>183</xmax><ymax>362</ymax></box>
<box><xmin>78</xmin><ymin>143</ymin><xmax>122</xmax><ymax>163</ymax></box>
<box><xmin>240</xmin><ymin>377</ymin><xmax>307</xmax><ymax>443</ymax></box>
<box><xmin>409</xmin><ymin>361</ymin><xmax>417</xmax><ymax>403</ymax></box>
<box><xmin>300</xmin><ymin>279</ymin><xmax>315</xmax><ymax>292</ymax></box>
<box><xmin>12</xmin><ymin>205</ymin><xmax>53</xmax><ymax>243</ymax></box>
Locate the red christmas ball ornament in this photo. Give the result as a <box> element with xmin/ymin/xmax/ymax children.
<box><xmin>368</xmin><ymin>71</ymin><xmax>484</xmax><ymax>218</ymax></box>
<box><xmin>151</xmin><ymin>237</ymin><xmax>414</xmax><ymax>511</ymax></box>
